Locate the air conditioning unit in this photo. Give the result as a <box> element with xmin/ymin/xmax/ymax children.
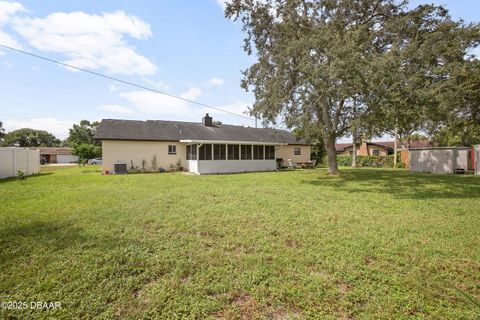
<box><xmin>114</xmin><ymin>163</ymin><xmax>127</xmax><ymax>174</ymax></box>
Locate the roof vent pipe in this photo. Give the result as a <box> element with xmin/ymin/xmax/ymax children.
<box><xmin>202</xmin><ymin>113</ymin><xmax>213</xmax><ymax>127</ymax></box>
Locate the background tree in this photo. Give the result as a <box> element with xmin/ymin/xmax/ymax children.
<box><xmin>2</xmin><ymin>128</ymin><xmax>61</xmax><ymax>147</ymax></box>
<box><xmin>371</xmin><ymin>5</ymin><xmax>479</xmax><ymax>165</ymax></box>
<box><xmin>0</xmin><ymin>121</ymin><xmax>5</xmax><ymax>142</ymax></box>
<box><xmin>429</xmin><ymin>58</ymin><xmax>480</xmax><ymax>146</ymax></box>
<box><xmin>72</xmin><ymin>143</ymin><xmax>101</xmax><ymax>162</ymax></box>
<box><xmin>226</xmin><ymin>0</ymin><xmax>403</xmax><ymax>174</ymax></box>
<box><xmin>67</xmin><ymin>120</ymin><xmax>100</xmax><ymax>146</ymax></box>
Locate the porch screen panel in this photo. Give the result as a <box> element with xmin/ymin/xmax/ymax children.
<box><xmin>199</xmin><ymin>144</ymin><xmax>212</xmax><ymax>160</ymax></box>
<box><xmin>186</xmin><ymin>144</ymin><xmax>197</xmax><ymax>160</ymax></box>
<box><xmin>265</xmin><ymin>145</ymin><xmax>275</xmax><ymax>160</ymax></box>
<box><xmin>241</xmin><ymin>145</ymin><xmax>252</xmax><ymax>160</ymax></box>
<box><xmin>213</xmin><ymin>144</ymin><xmax>226</xmax><ymax>160</ymax></box>
<box><xmin>227</xmin><ymin>144</ymin><xmax>239</xmax><ymax>160</ymax></box>
<box><xmin>253</xmin><ymin>145</ymin><xmax>264</xmax><ymax>160</ymax></box>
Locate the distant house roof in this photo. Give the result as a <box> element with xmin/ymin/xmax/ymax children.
<box><xmin>336</xmin><ymin>141</ymin><xmax>395</xmax><ymax>152</ymax></box>
<box><xmin>336</xmin><ymin>143</ymin><xmax>353</xmax><ymax>152</ymax></box>
<box><xmin>95</xmin><ymin>119</ymin><xmax>307</xmax><ymax>145</ymax></box>
<box><xmin>336</xmin><ymin>139</ymin><xmax>435</xmax><ymax>152</ymax></box>
<box><xmin>29</xmin><ymin>147</ymin><xmax>73</xmax><ymax>155</ymax></box>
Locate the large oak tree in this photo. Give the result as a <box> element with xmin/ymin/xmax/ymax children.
<box><xmin>226</xmin><ymin>0</ymin><xmax>479</xmax><ymax>174</ymax></box>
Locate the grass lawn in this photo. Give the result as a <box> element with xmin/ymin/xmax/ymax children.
<box><xmin>0</xmin><ymin>166</ymin><xmax>479</xmax><ymax>319</ymax></box>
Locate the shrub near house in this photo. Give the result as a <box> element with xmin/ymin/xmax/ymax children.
<box><xmin>337</xmin><ymin>154</ymin><xmax>404</xmax><ymax>168</ymax></box>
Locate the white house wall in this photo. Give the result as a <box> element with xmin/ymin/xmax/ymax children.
<box><xmin>102</xmin><ymin>140</ymin><xmax>187</xmax><ymax>173</ymax></box>
<box><xmin>57</xmin><ymin>155</ymin><xmax>79</xmax><ymax>163</ymax></box>
<box><xmin>191</xmin><ymin>160</ymin><xmax>276</xmax><ymax>174</ymax></box>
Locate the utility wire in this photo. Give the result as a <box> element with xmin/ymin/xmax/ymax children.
<box><xmin>0</xmin><ymin>43</ymin><xmax>254</xmax><ymax>121</ymax></box>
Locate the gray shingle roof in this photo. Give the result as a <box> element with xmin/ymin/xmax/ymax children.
<box><xmin>95</xmin><ymin>119</ymin><xmax>307</xmax><ymax>145</ymax></box>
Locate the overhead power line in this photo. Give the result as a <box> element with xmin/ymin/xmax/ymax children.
<box><xmin>0</xmin><ymin>43</ymin><xmax>254</xmax><ymax>121</ymax></box>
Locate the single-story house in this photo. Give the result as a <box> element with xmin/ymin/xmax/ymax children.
<box><xmin>409</xmin><ymin>147</ymin><xmax>474</xmax><ymax>174</ymax></box>
<box><xmin>336</xmin><ymin>139</ymin><xmax>435</xmax><ymax>157</ymax></box>
<box><xmin>29</xmin><ymin>147</ymin><xmax>79</xmax><ymax>164</ymax></box>
<box><xmin>336</xmin><ymin>141</ymin><xmax>395</xmax><ymax>156</ymax></box>
<box><xmin>95</xmin><ymin>114</ymin><xmax>310</xmax><ymax>174</ymax></box>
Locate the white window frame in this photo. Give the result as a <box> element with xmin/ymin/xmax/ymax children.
<box><xmin>168</xmin><ymin>145</ymin><xmax>177</xmax><ymax>155</ymax></box>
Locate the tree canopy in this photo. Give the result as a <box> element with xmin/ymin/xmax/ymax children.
<box><xmin>2</xmin><ymin>128</ymin><xmax>61</xmax><ymax>147</ymax></box>
<box><xmin>0</xmin><ymin>121</ymin><xmax>5</xmax><ymax>142</ymax></box>
<box><xmin>72</xmin><ymin>143</ymin><xmax>102</xmax><ymax>162</ymax></box>
<box><xmin>67</xmin><ymin>120</ymin><xmax>100</xmax><ymax>147</ymax></box>
<box><xmin>226</xmin><ymin>0</ymin><xmax>479</xmax><ymax>173</ymax></box>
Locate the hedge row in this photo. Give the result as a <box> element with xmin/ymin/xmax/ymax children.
<box><xmin>336</xmin><ymin>154</ymin><xmax>405</xmax><ymax>168</ymax></box>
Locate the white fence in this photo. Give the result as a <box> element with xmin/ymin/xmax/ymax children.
<box><xmin>0</xmin><ymin>147</ymin><xmax>40</xmax><ymax>179</ymax></box>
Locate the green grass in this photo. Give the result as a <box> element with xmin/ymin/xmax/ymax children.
<box><xmin>1</xmin><ymin>166</ymin><xmax>479</xmax><ymax>319</ymax></box>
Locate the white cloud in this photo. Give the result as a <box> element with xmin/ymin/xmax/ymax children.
<box><xmin>3</xmin><ymin>117</ymin><xmax>74</xmax><ymax>139</ymax></box>
<box><xmin>200</xmin><ymin>100</ymin><xmax>250</xmax><ymax>117</ymax></box>
<box><xmin>142</xmin><ymin>78</ymin><xmax>170</xmax><ymax>90</ymax></box>
<box><xmin>99</xmin><ymin>104</ymin><xmax>134</xmax><ymax>114</ymax></box>
<box><xmin>12</xmin><ymin>10</ymin><xmax>157</xmax><ymax>75</ymax></box>
<box><xmin>118</xmin><ymin>87</ymin><xmax>203</xmax><ymax>116</ymax></box>
<box><xmin>109</xmin><ymin>83</ymin><xmax>119</xmax><ymax>93</ymax></box>
<box><xmin>0</xmin><ymin>1</ymin><xmax>24</xmax><ymax>24</ymax></box>
<box><xmin>0</xmin><ymin>1</ymin><xmax>25</xmax><ymax>50</ymax></box>
<box><xmin>207</xmin><ymin>77</ymin><xmax>224</xmax><ymax>86</ymax></box>
<box><xmin>180</xmin><ymin>87</ymin><xmax>202</xmax><ymax>101</ymax></box>
<box><xmin>1</xmin><ymin>60</ymin><xmax>12</xmax><ymax>68</ymax></box>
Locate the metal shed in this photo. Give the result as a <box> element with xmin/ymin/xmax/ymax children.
<box><xmin>409</xmin><ymin>147</ymin><xmax>473</xmax><ymax>174</ymax></box>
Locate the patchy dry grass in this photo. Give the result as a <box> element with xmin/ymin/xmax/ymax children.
<box><xmin>0</xmin><ymin>166</ymin><xmax>479</xmax><ymax>319</ymax></box>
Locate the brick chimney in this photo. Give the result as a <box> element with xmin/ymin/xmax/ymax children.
<box><xmin>202</xmin><ymin>113</ymin><xmax>213</xmax><ymax>126</ymax></box>
<box><xmin>358</xmin><ymin>141</ymin><xmax>369</xmax><ymax>156</ymax></box>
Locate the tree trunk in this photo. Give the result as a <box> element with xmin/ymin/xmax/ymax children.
<box><xmin>325</xmin><ymin>134</ymin><xmax>339</xmax><ymax>174</ymax></box>
<box><xmin>351</xmin><ymin>126</ymin><xmax>357</xmax><ymax>168</ymax></box>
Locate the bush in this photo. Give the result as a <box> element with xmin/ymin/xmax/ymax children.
<box><xmin>337</xmin><ymin>154</ymin><xmax>403</xmax><ymax>168</ymax></box>
<box><xmin>73</xmin><ymin>143</ymin><xmax>101</xmax><ymax>162</ymax></box>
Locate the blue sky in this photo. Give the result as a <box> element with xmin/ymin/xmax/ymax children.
<box><xmin>0</xmin><ymin>0</ymin><xmax>478</xmax><ymax>139</ymax></box>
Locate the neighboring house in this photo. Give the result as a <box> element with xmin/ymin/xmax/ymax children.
<box><xmin>336</xmin><ymin>141</ymin><xmax>394</xmax><ymax>156</ymax></box>
<box><xmin>29</xmin><ymin>147</ymin><xmax>79</xmax><ymax>164</ymax></box>
<box><xmin>95</xmin><ymin>114</ymin><xmax>310</xmax><ymax>174</ymax></box>
<box><xmin>336</xmin><ymin>139</ymin><xmax>435</xmax><ymax>157</ymax></box>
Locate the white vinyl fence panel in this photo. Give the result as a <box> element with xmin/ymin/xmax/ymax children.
<box><xmin>0</xmin><ymin>148</ymin><xmax>40</xmax><ymax>179</ymax></box>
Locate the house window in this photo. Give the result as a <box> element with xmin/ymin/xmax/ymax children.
<box><xmin>253</xmin><ymin>145</ymin><xmax>264</xmax><ymax>160</ymax></box>
<box><xmin>294</xmin><ymin>147</ymin><xmax>301</xmax><ymax>155</ymax></box>
<box><xmin>349</xmin><ymin>150</ymin><xmax>353</xmax><ymax>156</ymax></box>
<box><xmin>265</xmin><ymin>145</ymin><xmax>275</xmax><ymax>160</ymax></box>
<box><xmin>227</xmin><ymin>144</ymin><xmax>239</xmax><ymax>160</ymax></box>
<box><xmin>168</xmin><ymin>145</ymin><xmax>177</xmax><ymax>155</ymax></box>
<box><xmin>186</xmin><ymin>144</ymin><xmax>197</xmax><ymax>160</ymax></box>
<box><xmin>199</xmin><ymin>144</ymin><xmax>212</xmax><ymax>160</ymax></box>
<box><xmin>372</xmin><ymin>149</ymin><xmax>380</xmax><ymax>156</ymax></box>
<box><xmin>213</xmin><ymin>144</ymin><xmax>226</xmax><ymax>160</ymax></box>
<box><xmin>241</xmin><ymin>145</ymin><xmax>252</xmax><ymax>160</ymax></box>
